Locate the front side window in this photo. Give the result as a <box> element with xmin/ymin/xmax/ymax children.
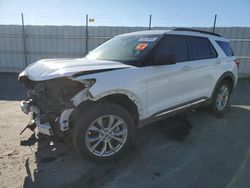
<box><xmin>147</xmin><ymin>35</ymin><xmax>189</xmax><ymax>65</ymax></box>
<box><xmin>85</xmin><ymin>34</ymin><xmax>161</xmax><ymax>66</ymax></box>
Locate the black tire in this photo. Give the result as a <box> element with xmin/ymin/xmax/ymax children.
<box><xmin>72</xmin><ymin>102</ymin><xmax>135</xmax><ymax>162</ymax></box>
<box><xmin>211</xmin><ymin>80</ymin><xmax>231</xmax><ymax>115</ymax></box>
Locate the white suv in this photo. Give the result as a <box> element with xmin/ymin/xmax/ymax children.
<box><xmin>19</xmin><ymin>28</ymin><xmax>239</xmax><ymax>162</ymax></box>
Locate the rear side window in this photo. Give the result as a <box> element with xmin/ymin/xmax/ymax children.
<box><xmin>152</xmin><ymin>35</ymin><xmax>189</xmax><ymax>64</ymax></box>
<box><xmin>216</xmin><ymin>40</ymin><xmax>234</xmax><ymax>56</ymax></box>
<box><xmin>189</xmin><ymin>36</ymin><xmax>217</xmax><ymax>60</ymax></box>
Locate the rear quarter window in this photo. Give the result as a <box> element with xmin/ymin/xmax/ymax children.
<box><xmin>215</xmin><ymin>40</ymin><xmax>234</xmax><ymax>56</ymax></box>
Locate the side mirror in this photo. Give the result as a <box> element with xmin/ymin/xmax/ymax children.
<box><xmin>155</xmin><ymin>54</ymin><xmax>176</xmax><ymax>65</ymax></box>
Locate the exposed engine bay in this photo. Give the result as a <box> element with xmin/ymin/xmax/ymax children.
<box><xmin>20</xmin><ymin>77</ymin><xmax>85</xmax><ymax>114</ymax></box>
<box><xmin>17</xmin><ymin>57</ymin><xmax>135</xmax><ymax>141</ymax></box>
<box><xmin>19</xmin><ymin>75</ymin><xmax>92</xmax><ymax>138</ymax></box>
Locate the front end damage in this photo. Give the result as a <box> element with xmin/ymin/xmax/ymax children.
<box><xmin>19</xmin><ymin>75</ymin><xmax>95</xmax><ymax>139</ymax></box>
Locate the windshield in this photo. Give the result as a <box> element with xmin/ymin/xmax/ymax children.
<box><xmin>85</xmin><ymin>34</ymin><xmax>161</xmax><ymax>65</ymax></box>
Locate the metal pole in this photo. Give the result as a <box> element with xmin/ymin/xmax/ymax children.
<box><xmin>21</xmin><ymin>13</ymin><xmax>28</xmax><ymax>67</ymax></box>
<box><xmin>148</xmin><ymin>14</ymin><xmax>152</xmax><ymax>30</ymax></box>
<box><xmin>212</xmin><ymin>14</ymin><xmax>217</xmax><ymax>33</ymax></box>
<box><xmin>85</xmin><ymin>14</ymin><xmax>89</xmax><ymax>54</ymax></box>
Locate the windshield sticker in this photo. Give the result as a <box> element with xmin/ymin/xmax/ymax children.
<box><xmin>135</xmin><ymin>43</ymin><xmax>148</xmax><ymax>51</ymax></box>
<box><xmin>138</xmin><ymin>37</ymin><xmax>158</xmax><ymax>42</ymax></box>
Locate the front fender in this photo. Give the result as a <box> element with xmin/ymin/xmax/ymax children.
<box><xmin>90</xmin><ymin>89</ymin><xmax>144</xmax><ymax>118</ymax></box>
<box><xmin>74</xmin><ymin>67</ymin><xmax>148</xmax><ymax>119</ymax></box>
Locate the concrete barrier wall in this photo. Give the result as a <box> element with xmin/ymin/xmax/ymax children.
<box><xmin>0</xmin><ymin>25</ymin><xmax>249</xmax><ymax>76</ymax></box>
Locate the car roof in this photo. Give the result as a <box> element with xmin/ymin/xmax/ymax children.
<box><xmin>118</xmin><ymin>29</ymin><xmax>228</xmax><ymax>41</ymax></box>
<box><xmin>119</xmin><ymin>30</ymin><xmax>169</xmax><ymax>36</ymax></box>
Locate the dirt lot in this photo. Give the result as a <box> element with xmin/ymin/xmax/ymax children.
<box><xmin>0</xmin><ymin>74</ymin><xmax>250</xmax><ymax>188</ymax></box>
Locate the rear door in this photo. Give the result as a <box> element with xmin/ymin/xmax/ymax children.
<box><xmin>186</xmin><ymin>36</ymin><xmax>218</xmax><ymax>98</ymax></box>
<box><xmin>145</xmin><ymin>35</ymin><xmax>198</xmax><ymax>117</ymax></box>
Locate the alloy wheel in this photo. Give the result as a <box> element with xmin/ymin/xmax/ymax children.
<box><xmin>85</xmin><ymin>115</ymin><xmax>128</xmax><ymax>157</ymax></box>
<box><xmin>216</xmin><ymin>84</ymin><xmax>229</xmax><ymax>110</ymax></box>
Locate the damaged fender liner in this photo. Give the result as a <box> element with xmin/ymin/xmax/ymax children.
<box><xmin>19</xmin><ymin>77</ymin><xmax>85</xmax><ymax>114</ymax></box>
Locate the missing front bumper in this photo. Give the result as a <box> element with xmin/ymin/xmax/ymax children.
<box><xmin>35</xmin><ymin>118</ymin><xmax>53</xmax><ymax>136</ymax></box>
<box><xmin>20</xmin><ymin>100</ymin><xmax>73</xmax><ymax>136</ymax></box>
<box><xmin>20</xmin><ymin>100</ymin><xmax>53</xmax><ymax>136</ymax></box>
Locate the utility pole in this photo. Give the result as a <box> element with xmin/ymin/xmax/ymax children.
<box><xmin>148</xmin><ymin>14</ymin><xmax>152</xmax><ymax>30</ymax></box>
<box><xmin>21</xmin><ymin>13</ymin><xmax>28</xmax><ymax>67</ymax></box>
<box><xmin>212</xmin><ymin>14</ymin><xmax>217</xmax><ymax>33</ymax></box>
<box><xmin>85</xmin><ymin>14</ymin><xmax>89</xmax><ymax>54</ymax></box>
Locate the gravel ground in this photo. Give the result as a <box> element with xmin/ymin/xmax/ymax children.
<box><xmin>0</xmin><ymin>74</ymin><xmax>250</xmax><ymax>188</ymax></box>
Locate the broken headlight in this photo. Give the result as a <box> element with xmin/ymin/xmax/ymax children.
<box><xmin>78</xmin><ymin>79</ymin><xmax>96</xmax><ymax>88</ymax></box>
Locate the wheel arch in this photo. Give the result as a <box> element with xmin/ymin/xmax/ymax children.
<box><xmin>209</xmin><ymin>71</ymin><xmax>235</xmax><ymax>104</ymax></box>
<box><xmin>69</xmin><ymin>88</ymin><xmax>144</xmax><ymax>130</ymax></box>
<box><xmin>72</xmin><ymin>91</ymin><xmax>141</xmax><ymax>128</ymax></box>
<box><xmin>216</xmin><ymin>72</ymin><xmax>235</xmax><ymax>91</ymax></box>
<box><xmin>97</xmin><ymin>94</ymin><xmax>140</xmax><ymax>127</ymax></box>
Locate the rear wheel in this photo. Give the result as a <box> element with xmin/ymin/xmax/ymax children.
<box><xmin>73</xmin><ymin>102</ymin><xmax>135</xmax><ymax>162</ymax></box>
<box><xmin>211</xmin><ymin>80</ymin><xmax>231</xmax><ymax>115</ymax></box>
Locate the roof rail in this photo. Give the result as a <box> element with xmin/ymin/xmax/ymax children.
<box><xmin>173</xmin><ymin>28</ymin><xmax>221</xmax><ymax>37</ymax></box>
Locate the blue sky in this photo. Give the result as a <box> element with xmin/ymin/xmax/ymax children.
<box><xmin>0</xmin><ymin>0</ymin><xmax>250</xmax><ymax>27</ymax></box>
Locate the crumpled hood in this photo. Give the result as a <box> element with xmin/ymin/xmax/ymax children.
<box><xmin>19</xmin><ymin>58</ymin><xmax>132</xmax><ymax>81</ymax></box>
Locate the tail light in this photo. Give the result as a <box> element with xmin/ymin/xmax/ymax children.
<box><xmin>234</xmin><ymin>59</ymin><xmax>240</xmax><ymax>69</ymax></box>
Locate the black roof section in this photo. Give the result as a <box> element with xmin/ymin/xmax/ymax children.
<box><xmin>173</xmin><ymin>28</ymin><xmax>221</xmax><ymax>37</ymax></box>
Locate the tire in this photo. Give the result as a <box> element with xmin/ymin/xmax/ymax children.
<box><xmin>72</xmin><ymin>102</ymin><xmax>135</xmax><ymax>162</ymax></box>
<box><xmin>211</xmin><ymin>80</ymin><xmax>231</xmax><ymax>115</ymax></box>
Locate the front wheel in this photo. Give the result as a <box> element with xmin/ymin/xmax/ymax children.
<box><xmin>211</xmin><ymin>80</ymin><xmax>231</xmax><ymax>115</ymax></box>
<box><xmin>73</xmin><ymin>102</ymin><xmax>135</xmax><ymax>162</ymax></box>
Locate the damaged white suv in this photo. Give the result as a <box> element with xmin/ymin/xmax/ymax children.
<box><xmin>19</xmin><ymin>28</ymin><xmax>239</xmax><ymax>162</ymax></box>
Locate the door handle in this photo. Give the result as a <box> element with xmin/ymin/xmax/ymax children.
<box><xmin>182</xmin><ymin>65</ymin><xmax>192</xmax><ymax>71</ymax></box>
